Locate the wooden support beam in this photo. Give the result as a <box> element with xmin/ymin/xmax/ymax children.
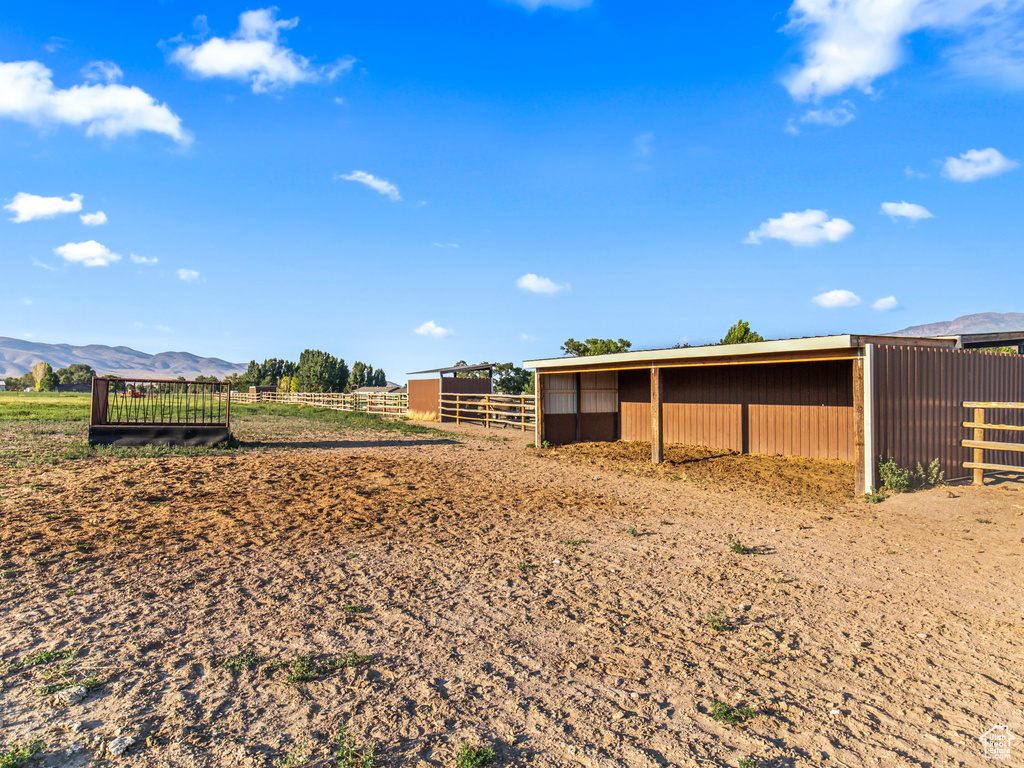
<box><xmin>535</xmin><ymin>371</ymin><xmax>545</xmax><ymax>447</ymax></box>
<box><xmin>853</xmin><ymin>356</ymin><xmax>866</xmax><ymax>494</ymax></box>
<box><xmin>575</xmin><ymin>372</ymin><xmax>582</xmax><ymax>444</ymax></box>
<box><xmin>651</xmin><ymin>366</ymin><xmax>663</xmax><ymax>464</ymax></box>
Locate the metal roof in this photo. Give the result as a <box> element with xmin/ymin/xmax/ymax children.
<box><xmin>523</xmin><ymin>334</ymin><xmax>957</xmax><ymax>370</ymax></box>
<box><xmin>407</xmin><ymin>363</ymin><xmax>494</xmax><ymax>376</ymax></box>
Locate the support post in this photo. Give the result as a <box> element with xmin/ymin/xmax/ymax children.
<box><xmin>973</xmin><ymin>407</ymin><xmax>985</xmax><ymax>486</ymax></box>
<box><xmin>863</xmin><ymin>343</ymin><xmax>876</xmax><ymax>492</ymax></box>
<box><xmin>651</xmin><ymin>366</ymin><xmax>664</xmax><ymax>464</ymax></box>
<box><xmin>575</xmin><ymin>372</ymin><xmax>582</xmax><ymax>443</ymax></box>
<box><xmin>534</xmin><ymin>372</ymin><xmax>545</xmax><ymax>447</ymax></box>
<box><xmin>853</xmin><ymin>355</ymin><xmax>866</xmax><ymax>495</ymax></box>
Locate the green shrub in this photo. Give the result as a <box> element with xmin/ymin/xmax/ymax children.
<box><xmin>877</xmin><ymin>457</ymin><xmax>944</xmax><ymax>493</ymax></box>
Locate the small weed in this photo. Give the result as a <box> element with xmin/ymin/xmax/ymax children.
<box><xmin>275</xmin><ymin>738</ymin><xmax>311</xmax><ymax>768</ymax></box>
<box><xmin>541</xmin><ymin>441</ymin><xmax>551</xmax><ymax>449</ymax></box>
<box><xmin>0</xmin><ymin>737</ymin><xmax>45</xmax><ymax>768</ymax></box>
<box><xmin>22</xmin><ymin>647</ymin><xmax>77</xmax><ymax>669</ymax></box>
<box><xmin>347</xmin><ymin>552</ymin><xmax>359</xmax><ymax>559</ymax></box>
<box><xmin>976</xmin><ymin>518</ymin><xmax>994</xmax><ymax>524</ymax></box>
<box><xmin>624</xmin><ymin>525</ymin><xmax>638</xmax><ymax>537</ymax></box>
<box><xmin>877</xmin><ymin>457</ymin><xmax>944</xmax><ymax>493</ymax></box>
<box><xmin>738</xmin><ymin>758</ymin><xmax>759</xmax><ymax>768</ymax></box>
<box><xmin>46</xmin><ymin>513</ymin><xmax>63</xmax><ymax>520</ymax></box>
<box><xmin>215</xmin><ymin>650</ymin><xmax>264</xmax><ymax>671</ymax></box>
<box><xmin>286</xmin><ymin>653</ymin><xmax>320</xmax><ymax>684</ymax></box>
<box><xmin>769</xmin><ymin>576</ymin><xmax>790</xmax><ymax>584</ymax></box>
<box><xmin>72</xmin><ymin>541</ymin><xmax>89</xmax><ymax>552</ymax></box>
<box><xmin>525</xmin><ymin>443</ymin><xmax>535</xmax><ymax>449</ymax></box>
<box><xmin>660</xmin><ymin>520</ymin><xmax>673</xmax><ymax>525</ymax></box>
<box><xmin>863</xmin><ymin>490</ymin><xmax>885</xmax><ymax>504</ymax></box>
<box><xmin>323</xmin><ymin>652</ymin><xmax>369</xmax><ymax>671</ymax></box>
<box><xmin>334</xmin><ymin>722</ymin><xmax>375</xmax><ymax>768</ymax></box>
<box><xmin>703</xmin><ymin>606</ymin><xmax>730</xmax><ymax>633</ymax></box>
<box><xmin>80</xmin><ymin>673</ymin><xmax>101</xmax><ymax>690</ymax></box>
<box><xmin>728</xmin><ymin>535</ymin><xmax>753</xmax><ymax>555</ymax></box>
<box><xmin>517</xmin><ymin>563</ymin><xmax>536</xmax><ymax>572</ymax></box>
<box><xmin>455</xmin><ymin>741</ymin><xmax>496</xmax><ymax>768</ymax></box>
<box><xmin>709</xmin><ymin>698</ymin><xmax>758</xmax><ymax>724</ymax></box>
<box><xmin>561</xmin><ymin>539</ymin><xmax>589</xmax><ymax>547</ymax></box>
<box><xmin>342</xmin><ymin>605</ymin><xmax>365</xmax><ymax>614</ymax></box>
<box><xmin>669</xmin><ymin>474</ymin><xmax>682</xmax><ymax>481</ymax></box>
<box><xmin>64</xmin><ymin>588</ymin><xmax>77</xmax><ymax>598</ymax></box>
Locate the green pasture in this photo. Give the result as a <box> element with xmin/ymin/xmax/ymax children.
<box><xmin>0</xmin><ymin>392</ymin><xmax>447</xmax><ymax>470</ymax></box>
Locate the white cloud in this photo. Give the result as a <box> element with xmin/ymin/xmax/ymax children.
<box><xmin>19</xmin><ymin>297</ymin><xmax>32</xmax><ymax>306</ymax></box>
<box><xmin>432</xmin><ymin>242</ymin><xmax>459</xmax><ymax>248</ymax></box>
<box><xmin>0</xmin><ymin>60</ymin><xmax>189</xmax><ymax>143</ymax></box>
<box><xmin>5</xmin><ymin>192</ymin><xmax>82</xmax><ymax>222</ymax></box>
<box><xmin>338</xmin><ymin>170</ymin><xmax>402</xmax><ymax>202</ymax></box>
<box><xmin>880</xmin><ymin>201</ymin><xmax>934</xmax><ymax>221</ymax></box>
<box><xmin>31</xmin><ymin>257</ymin><xmax>56</xmax><ymax>271</ymax></box>
<box><xmin>155</xmin><ymin>324</ymin><xmax>172</xmax><ymax>333</ymax></box>
<box><xmin>801</xmin><ymin>102</ymin><xmax>855</xmax><ymax>127</ymax></box>
<box><xmin>813</xmin><ymin>289</ymin><xmax>861</xmax><ymax>308</ymax></box>
<box><xmin>54</xmin><ymin>240</ymin><xmax>121</xmax><ymax>267</ymax></box>
<box><xmin>744</xmin><ymin>209</ymin><xmax>854</xmax><ymax>246</ymax></box>
<box><xmin>516</xmin><ymin>273</ymin><xmax>569</xmax><ymax>295</ymax></box>
<box><xmin>520</xmin><ymin>332</ymin><xmax>537</xmax><ymax>341</ymax></box>
<box><xmin>170</xmin><ymin>8</ymin><xmax>352</xmax><ymax>94</ymax></box>
<box><xmin>80</xmin><ymin>211</ymin><xmax>107</xmax><ymax>226</ymax></box>
<box><xmin>82</xmin><ymin>61</ymin><xmax>123</xmax><ymax>84</ymax></box>
<box><xmin>873</xmin><ymin>295</ymin><xmax>901</xmax><ymax>311</ymax></box>
<box><xmin>781</xmin><ymin>0</ymin><xmax>1024</xmax><ymax>101</ymax></box>
<box><xmin>177</xmin><ymin>268</ymin><xmax>200</xmax><ymax>282</ymax></box>
<box><xmin>130</xmin><ymin>254</ymin><xmax>158</xmax><ymax>264</ymax></box>
<box><xmin>414</xmin><ymin>320</ymin><xmax>452</xmax><ymax>338</ymax></box>
<box><xmin>904</xmin><ymin>166</ymin><xmax>928</xmax><ymax>179</ymax></box>
<box><xmin>509</xmin><ymin>0</ymin><xmax>592</xmax><ymax>9</ymax></box>
<box><xmin>942</xmin><ymin>147</ymin><xmax>1019</xmax><ymax>182</ymax></box>
<box><xmin>633</xmin><ymin>131</ymin><xmax>654</xmax><ymax>158</ymax></box>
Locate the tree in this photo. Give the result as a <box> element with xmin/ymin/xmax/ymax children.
<box><xmin>55</xmin><ymin>364</ymin><xmax>96</xmax><ymax>386</ymax></box>
<box><xmin>38</xmin><ymin>370</ymin><xmax>59</xmax><ymax>392</ymax></box>
<box><xmin>720</xmin><ymin>320</ymin><xmax>764</xmax><ymax>345</ymax></box>
<box><xmin>31</xmin><ymin>362</ymin><xmax>53</xmax><ymax>390</ymax></box>
<box><xmin>296</xmin><ymin>349</ymin><xmax>348</xmax><ymax>392</ymax></box>
<box><xmin>492</xmin><ymin>363</ymin><xmax>534</xmax><ymax>395</ymax></box>
<box><xmin>348</xmin><ymin>361</ymin><xmax>368</xmax><ymax>391</ymax></box>
<box><xmin>560</xmin><ymin>338</ymin><xmax>632</xmax><ymax>357</ymax></box>
<box><xmin>372</xmin><ymin>368</ymin><xmax>387</xmax><ymax>387</ymax></box>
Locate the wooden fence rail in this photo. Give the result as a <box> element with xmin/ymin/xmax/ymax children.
<box><xmin>962</xmin><ymin>401</ymin><xmax>1024</xmax><ymax>485</ymax></box>
<box><xmin>228</xmin><ymin>390</ymin><xmax>407</xmax><ymax>417</ymax></box>
<box><xmin>439</xmin><ymin>393</ymin><xmax>536</xmax><ymax>431</ymax></box>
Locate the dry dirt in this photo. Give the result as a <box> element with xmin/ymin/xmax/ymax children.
<box><xmin>1</xmin><ymin>421</ymin><xmax>1023</xmax><ymax>768</ymax></box>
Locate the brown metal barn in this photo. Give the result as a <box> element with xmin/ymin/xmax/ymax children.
<box><xmin>525</xmin><ymin>333</ymin><xmax>1024</xmax><ymax>493</ymax></box>
<box><xmin>407</xmin><ymin>364</ymin><xmax>493</xmax><ymax>421</ymax></box>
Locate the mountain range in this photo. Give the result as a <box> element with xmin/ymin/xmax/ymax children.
<box><xmin>0</xmin><ymin>337</ymin><xmax>244</xmax><ymax>380</ymax></box>
<box><xmin>889</xmin><ymin>312</ymin><xmax>1024</xmax><ymax>337</ymax></box>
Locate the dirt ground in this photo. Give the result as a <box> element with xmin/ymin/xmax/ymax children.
<box><xmin>1</xmin><ymin>420</ymin><xmax>1023</xmax><ymax>768</ymax></box>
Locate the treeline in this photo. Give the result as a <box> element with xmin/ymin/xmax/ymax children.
<box><xmin>4</xmin><ymin>363</ymin><xmax>96</xmax><ymax>392</ymax></box>
<box><xmin>227</xmin><ymin>349</ymin><xmax>388</xmax><ymax>393</ymax></box>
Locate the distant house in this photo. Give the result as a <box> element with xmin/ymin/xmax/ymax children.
<box><xmin>351</xmin><ymin>385</ymin><xmax>405</xmax><ymax>395</ymax></box>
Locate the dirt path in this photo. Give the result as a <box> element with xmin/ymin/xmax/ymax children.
<box><xmin>1</xmin><ymin>423</ymin><xmax>1022</xmax><ymax>767</ymax></box>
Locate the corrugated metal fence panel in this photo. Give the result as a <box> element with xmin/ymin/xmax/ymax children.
<box><xmin>873</xmin><ymin>346</ymin><xmax>1024</xmax><ymax>479</ymax></box>
<box><xmin>619</xmin><ymin>369</ymin><xmax>650</xmax><ymax>441</ymax></box>
<box><xmin>544</xmin><ymin>373</ymin><xmax>577</xmax><ymax>415</ymax></box>
<box><xmin>440</xmin><ymin>377</ymin><xmax>492</xmax><ymax>395</ymax></box>
<box><xmin>581</xmin><ymin>370</ymin><xmax>617</xmax><ymax>414</ymax></box>
<box><xmin>407</xmin><ymin>379</ymin><xmax>440</xmax><ymax>417</ymax></box>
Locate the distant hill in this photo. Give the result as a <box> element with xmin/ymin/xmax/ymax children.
<box><xmin>889</xmin><ymin>312</ymin><xmax>1024</xmax><ymax>337</ymax></box>
<box><xmin>0</xmin><ymin>337</ymin><xmax>244</xmax><ymax>380</ymax></box>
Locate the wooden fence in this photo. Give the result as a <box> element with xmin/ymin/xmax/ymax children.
<box><xmin>229</xmin><ymin>390</ymin><xmax>407</xmax><ymax>416</ymax></box>
<box><xmin>439</xmin><ymin>393</ymin><xmax>536</xmax><ymax>431</ymax></box>
<box><xmin>963</xmin><ymin>401</ymin><xmax>1024</xmax><ymax>484</ymax></box>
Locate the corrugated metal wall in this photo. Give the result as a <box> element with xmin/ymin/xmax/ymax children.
<box><xmin>872</xmin><ymin>345</ymin><xmax>1024</xmax><ymax>479</ymax></box>
<box><xmin>618</xmin><ymin>361</ymin><xmax>854</xmax><ymax>460</ymax></box>
<box><xmin>407</xmin><ymin>378</ymin><xmax>440</xmax><ymax>418</ymax></box>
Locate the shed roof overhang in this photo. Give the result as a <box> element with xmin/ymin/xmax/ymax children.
<box><xmin>407</xmin><ymin>363</ymin><xmax>495</xmax><ymax>377</ymax></box>
<box><xmin>524</xmin><ymin>334</ymin><xmax>956</xmax><ymax>374</ymax></box>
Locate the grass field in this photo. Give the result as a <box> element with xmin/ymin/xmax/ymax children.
<box><xmin>0</xmin><ymin>392</ymin><xmax>446</xmax><ymax>471</ymax></box>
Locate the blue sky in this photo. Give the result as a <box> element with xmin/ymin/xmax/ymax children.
<box><xmin>2</xmin><ymin>0</ymin><xmax>1022</xmax><ymax>379</ymax></box>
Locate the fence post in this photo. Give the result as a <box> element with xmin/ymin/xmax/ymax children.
<box><xmin>973</xmin><ymin>407</ymin><xmax>985</xmax><ymax>485</ymax></box>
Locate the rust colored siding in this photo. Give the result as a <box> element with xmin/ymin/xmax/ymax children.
<box><xmin>407</xmin><ymin>378</ymin><xmax>440</xmax><ymax>419</ymax></box>
<box><xmin>619</xmin><ymin>361</ymin><xmax>854</xmax><ymax>460</ymax></box>
<box><xmin>440</xmin><ymin>377</ymin><xmax>492</xmax><ymax>395</ymax></box>
<box><xmin>619</xmin><ymin>369</ymin><xmax>651</xmax><ymax>442</ymax></box>
<box><xmin>544</xmin><ymin>414</ymin><xmax>577</xmax><ymax>445</ymax></box>
<box><xmin>872</xmin><ymin>346</ymin><xmax>1024</xmax><ymax>479</ymax></box>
